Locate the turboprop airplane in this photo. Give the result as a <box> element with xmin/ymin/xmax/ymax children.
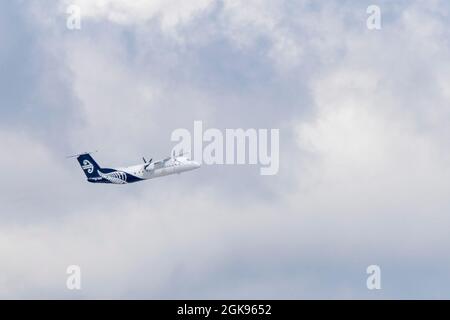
<box><xmin>69</xmin><ymin>151</ymin><xmax>200</xmax><ymax>184</ymax></box>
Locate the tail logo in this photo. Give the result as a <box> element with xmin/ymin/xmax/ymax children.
<box><xmin>82</xmin><ymin>160</ymin><xmax>94</xmax><ymax>174</ymax></box>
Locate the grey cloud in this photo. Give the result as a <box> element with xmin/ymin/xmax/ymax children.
<box><xmin>1</xmin><ymin>0</ymin><xmax>450</xmax><ymax>299</ymax></box>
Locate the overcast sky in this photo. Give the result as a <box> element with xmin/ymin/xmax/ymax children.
<box><xmin>1</xmin><ymin>0</ymin><xmax>450</xmax><ymax>299</ymax></box>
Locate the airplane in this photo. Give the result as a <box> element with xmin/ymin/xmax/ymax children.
<box><xmin>69</xmin><ymin>151</ymin><xmax>200</xmax><ymax>184</ymax></box>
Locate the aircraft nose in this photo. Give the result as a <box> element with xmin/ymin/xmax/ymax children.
<box><xmin>192</xmin><ymin>161</ymin><xmax>201</xmax><ymax>169</ymax></box>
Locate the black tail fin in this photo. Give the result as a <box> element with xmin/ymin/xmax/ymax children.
<box><xmin>77</xmin><ymin>153</ymin><xmax>102</xmax><ymax>179</ymax></box>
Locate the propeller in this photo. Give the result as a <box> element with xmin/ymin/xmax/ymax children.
<box><xmin>143</xmin><ymin>157</ymin><xmax>153</xmax><ymax>170</ymax></box>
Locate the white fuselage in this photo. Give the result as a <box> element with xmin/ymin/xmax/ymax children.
<box><xmin>117</xmin><ymin>156</ymin><xmax>200</xmax><ymax>181</ymax></box>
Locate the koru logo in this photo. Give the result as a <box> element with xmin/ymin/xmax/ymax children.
<box><xmin>82</xmin><ymin>160</ymin><xmax>94</xmax><ymax>173</ymax></box>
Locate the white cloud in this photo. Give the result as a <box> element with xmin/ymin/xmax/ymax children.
<box><xmin>219</xmin><ymin>0</ymin><xmax>303</xmax><ymax>69</ymax></box>
<box><xmin>59</xmin><ymin>0</ymin><xmax>214</xmax><ymax>45</ymax></box>
<box><xmin>292</xmin><ymin>1</ymin><xmax>450</xmax><ymax>258</ymax></box>
<box><xmin>61</xmin><ymin>0</ymin><xmax>213</xmax><ymax>27</ymax></box>
<box><xmin>61</xmin><ymin>0</ymin><xmax>305</xmax><ymax>70</ymax></box>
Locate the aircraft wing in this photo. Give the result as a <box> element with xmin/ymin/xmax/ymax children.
<box><xmin>152</xmin><ymin>157</ymin><xmax>172</xmax><ymax>168</ymax></box>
